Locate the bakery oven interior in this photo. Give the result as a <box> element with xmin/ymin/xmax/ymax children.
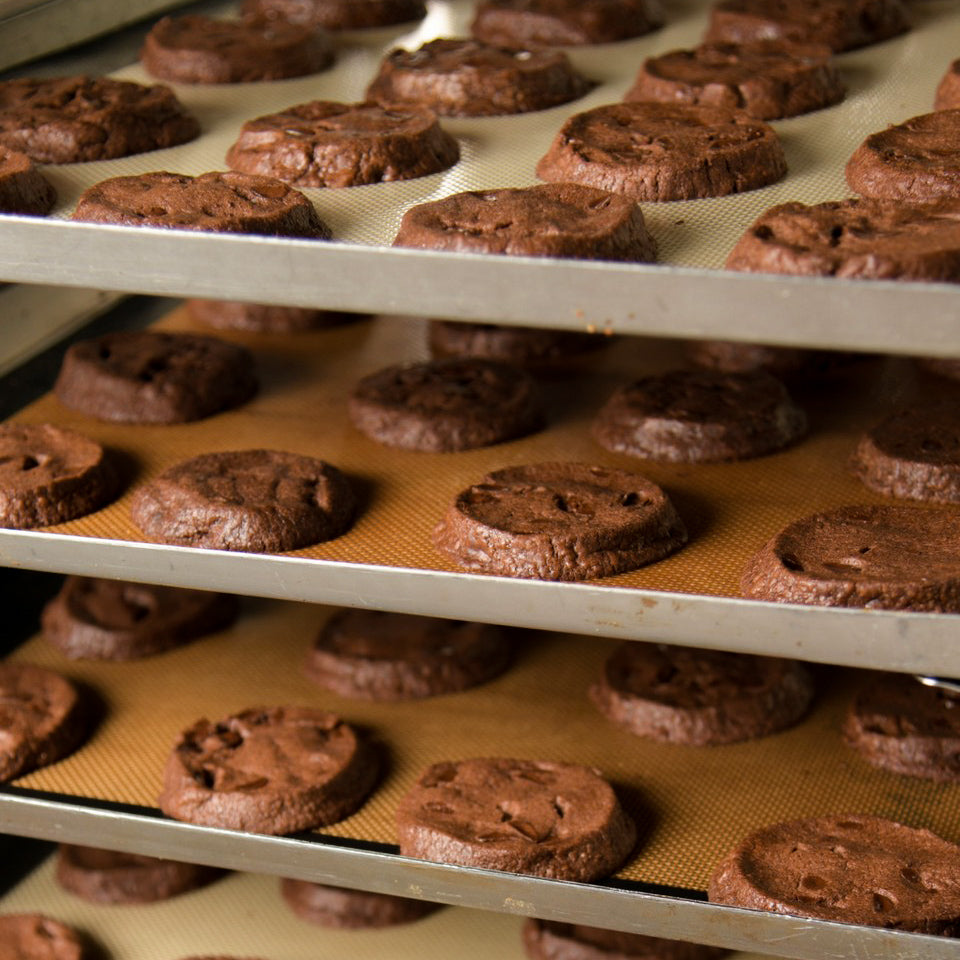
<box><xmin>1</xmin><ymin>0</ymin><xmax>960</xmax><ymax>957</ymax></box>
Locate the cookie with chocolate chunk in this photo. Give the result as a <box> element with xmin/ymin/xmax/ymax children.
<box><xmin>281</xmin><ymin>879</ymin><xmax>441</xmax><ymax>927</ymax></box>
<box><xmin>187</xmin><ymin>299</ymin><xmax>360</xmax><ymax>333</ymax></box>
<box><xmin>0</xmin><ymin>146</ymin><xmax>55</xmax><ymax>214</ymax></box>
<box><xmin>242</xmin><ymin>0</ymin><xmax>426</xmax><ymax>30</ymax></box>
<box><xmin>0</xmin><ymin>916</ymin><xmax>88</xmax><ymax>960</ymax></box>
<box><xmin>936</xmin><ymin>59</ymin><xmax>960</xmax><ymax>111</ymax></box>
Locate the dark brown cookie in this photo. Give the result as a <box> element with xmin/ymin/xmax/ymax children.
<box><xmin>349</xmin><ymin>358</ymin><xmax>544</xmax><ymax>452</ymax></box>
<box><xmin>0</xmin><ymin>663</ymin><xmax>88</xmax><ymax>781</ymax></box>
<box><xmin>393</xmin><ymin>183</ymin><xmax>657</xmax><ymax>261</ymax></box>
<box><xmin>522</xmin><ymin>918</ymin><xmax>727</xmax><ymax>960</ymax></box>
<box><xmin>0</xmin><ymin>916</ymin><xmax>87</xmax><ymax>960</ymax></box>
<box><xmin>241</xmin><ymin>0</ymin><xmax>426</xmax><ymax>30</ymax></box>
<box><xmin>0</xmin><ymin>422</ymin><xmax>118</xmax><ymax>529</ymax></box>
<box><xmin>141</xmin><ymin>14</ymin><xmax>334</xmax><ymax>84</ymax></box>
<box><xmin>685</xmin><ymin>340</ymin><xmax>853</xmax><ymax>384</ymax></box>
<box><xmin>225</xmin><ymin>101</ymin><xmax>459</xmax><ymax>188</ymax></box>
<box><xmin>704</xmin><ymin>0</ymin><xmax>910</xmax><ymax>53</ymax></box>
<box><xmin>158</xmin><ymin>706</ymin><xmax>379</xmax><ymax>834</ymax></box>
<box><xmin>625</xmin><ymin>41</ymin><xmax>844</xmax><ymax>121</ymax></box>
<box><xmin>186</xmin><ymin>299</ymin><xmax>360</xmax><ymax>333</ymax></box>
<box><xmin>366</xmin><ymin>38</ymin><xmax>594</xmax><ymax>117</ymax></box>
<box><xmin>280</xmin><ymin>879</ymin><xmax>441</xmax><ymax>927</ymax></box>
<box><xmin>41</xmin><ymin>577</ymin><xmax>239</xmax><ymax>661</ymax></box>
<box><xmin>536</xmin><ymin>102</ymin><xmax>786</xmax><ymax>201</ymax></box>
<box><xmin>843</xmin><ymin>673</ymin><xmax>960</xmax><ymax>782</ymax></box>
<box><xmin>846</xmin><ymin>110</ymin><xmax>960</xmax><ymax>201</ymax></box>
<box><xmin>0</xmin><ymin>146</ymin><xmax>55</xmax><ymax>214</ymax></box>
<box><xmin>916</xmin><ymin>355</ymin><xmax>960</xmax><ymax>382</ymax></box>
<box><xmin>590</xmin><ymin>642</ymin><xmax>813</xmax><ymax>746</ymax></box>
<box><xmin>725</xmin><ymin>198</ymin><xmax>960</xmax><ymax>281</ymax></box>
<box><xmin>740</xmin><ymin>504</ymin><xmax>960</xmax><ymax>611</ymax></box>
<box><xmin>592</xmin><ymin>370</ymin><xmax>806</xmax><ymax>463</ymax></box>
<box><xmin>306</xmin><ymin>609</ymin><xmax>511</xmax><ymax>700</ymax></box>
<box><xmin>54</xmin><ymin>330</ymin><xmax>258</xmax><ymax>424</ymax></box>
<box><xmin>71</xmin><ymin>171</ymin><xmax>331</xmax><ymax>238</ymax></box>
<box><xmin>130</xmin><ymin>449</ymin><xmax>355</xmax><ymax>553</ymax></box>
<box><xmin>0</xmin><ymin>76</ymin><xmax>199</xmax><ymax>164</ymax></box>
<box><xmin>708</xmin><ymin>814</ymin><xmax>960</xmax><ymax>933</ymax></box>
<box><xmin>56</xmin><ymin>845</ymin><xmax>221</xmax><ymax>904</ymax></box>
<box><xmin>433</xmin><ymin>462</ymin><xmax>687</xmax><ymax>581</ymax></box>
<box><xmin>396</xmin><ymin>757</ymin><xmax>636</xmax><ymax>880</ymax></box>
<box><xmin>936</xmin><ymin>59</ymin><xmax>960</xmax><ymax>111</ymax></box>
<box><xmin>470</xmin><ymin>0</ymin><xmax>664</xmax><ymax>47</ymax></box>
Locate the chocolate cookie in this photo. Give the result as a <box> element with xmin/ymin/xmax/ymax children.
<box><xmin>708</xmin><ymin>814</ymin><xmax>960</xmax><ymax>933</ymax></box>
<box><xmin>704</xmin><ymin>0</ymin><xmax>910</xmax><ymax>53</ymax></box>
<box><xmin>590</xmin><ymin>642</ymin><xmax>813</xmax><ymax>746</ymax></box>
<box><xmin>916</xmin><ymin>356</ymin><xmax>960</xmax><ymax>382</ymax></box>
<box><xmin>141</xmin><ymin>14</ymin><xmax>334</xmax><ymax>84</ymax></box>
<box><xmin>280</xmin><ymin>879</ymin><xmax>440</xmax><ymax>927</ymax></box>
<box><xmin>130</xmin><ymin>449</ymin><xmax>355</xmax><ymax>553</ymax></box>
<box><xmin>625</xmin><ymin>41</ymin><xmax>844</xmax><ymax>121</ymax></box>
<box><xmin>0</xmin><ymin>146</ymin><xmax>55</xmax><ymax>214</ymax></box>
<box><xmin>470</xmin><ymin>0</ymin><xmax>664</xmax><ymax>47</ymax></box>
<box><xmin>846</xmin><ymin>110</ymin><xmax>960</xmax><ymax>201</ymax></box>
<box><xmin>42</xmin><ymin>577</ymin><xmax>239</xmax><ymax>661</ymax></box>
<box><xmin>186</xmin><ymin>299</ymin><xmax>360</xmax><ymax>333</ymax></box>
<box><xmin>432</xmin><ymin>462</ymin><xmax>687</xmax><ymax>581</ymax></box>
<box><xmin>225</xmin><ymin>101</ymin><xmax>459</xmax><ymax>188</ymax></box>
<box><xmin>158</xmin><ymin>706</ymin><xmax>378</xmax><ymax>834</ymax></box>
<box><xmin>0</xmin><ymin>916</ymin><xmax>87</xmax><ymax>960</ymax></box>
<box><xmin>936</xmin><ymin>59</ymin><xmax>960</xmax><ymax>111</ymax></box>
<box><xmin>685</xmin><ymin>340</ymin><xmax>851</xmax><ymax>383</ymax></box>
<box><xmin>592</xmin><ymin>370</ymin><xmax>806</xmax><ymax>462</ymax></box>
<box><xmin>306</xmin><ymin>609</ymin><xmax>511</xmax><ymax>700</ymax></box>
<box><xmin>71</xmin><ymin>171</ymin><xmax>330</xmax><ymax>238</ymax></box>
<box><xmin>740</xmin><ymin>504</ymin><xmax>960</xmax><ymax>611</ymax></box>
<box><xmin>54</xmin><ymin>331</ymin><xmax>258</xmax><ymax>424</ymax></box>
<box><xmin>536</xmin><ymin>102</ymin><xmax>786</xmax><ymax>201</ymax></box>
<box><xmin>396</xmin><ymin>757</ymin><xmax>636</xmax><ymax>880</ymax></box>
<box><xmin>349</xmin><ymin>358</ymin><xmax>544</xmax><ymax>452</ymax></box>
<box><xmin>0</xmin><ymin>76</ymin><xmax>199</xmax><ymax>164</ymax></box>
<box><xmin>0</xmin><ymin>663</ymin><xmax>87</xmax><ymax>781</ymax></box>
<box><xmin>522</xmin><ymin>918</ymin><xmax>727</xmax><ymax>960</ymax></box>
<box><xmin>56</xmin><ymin>845</ymin><xmax>221</xmax><ymax>904</ymax></box>
<box><xmin>725</xmin><ymin>198</ymin><xmax>960</xmax><ymax>281</ymax></box>
<box><xmin>241</xmin><ymin>0</ymin><xmax>426</xmax><ymax>30</ymax></box>
<box><xmin>393</xmin><ymin>183</ymin><xmax>657</xmax><ymax>261</ymax></box>
<box><xmin>366</xmin><ymin>39</ymin><xmax>594</xmax><ymax>117</ymax></box>
<box><xmin>0</xmin><ymin>422</ymin><xmax>118</xmax><ymax>529</ymax></box>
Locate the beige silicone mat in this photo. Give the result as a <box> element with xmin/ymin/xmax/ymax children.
<box><xmin>8</xmin><ymin>599</ymin><xmax>960</xmax><ymax>893</ymax></box>
<box><xmin>30</xmin><ymin>0</ymin><xmax>960</xmax><ymax>271</ymax></box>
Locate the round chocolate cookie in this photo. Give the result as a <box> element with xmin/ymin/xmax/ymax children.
<box><xmin>432</xmin><ymin>462</ymin><xmax>687</xmax><ymax>581</ymax></box>
<box><xmin>306</xmin><ymin>609</ymin><xmax>511</xmax><ymax>700</ymax></box>
<box><xmin>916</xmin><ymin>355</ymin><xmax>960</xmax><ymax>382</ymax></box>
<box><xmin>591</xmin><ymin>369</ymin><xmax>806</xmax><ymax>462</ymax></box>
<box><xmin>725</xmin><ymin>198</ymin><xmax>960</xmax><ymax>281</ymax></box>
<box><xmin>535</xmin><ymin>102</ymin><xmax>786</xmax><ymax>201</ymax></box>
<box><xmin>851</xmin><ymin>402</ymin><xmax>960</xmax><ymax>503</ymax></box>
<box><xmin>708</xmin><ymin>814</ymin><xmax>960</xmax><ymax>933</ymax></box>
<box><xmin>366</xmin><ymin>38</ymin><xmax>594</xmax><ymax>117</ymax></box>
<box><xmin>393</xmin><ymin>183</ymin><xmax>657</xmax><ymax>261</ymax></box>
<box><xmin>349</xmin><ymin>358</ymin><xmax>544</xmax><ymax>452</ymax></box>
<box><xmin>397</xmin><ymin>757</ymin><xmax>636</xmax><ymax>880</ymax></box>
<box><xmin>186</xmin><ymin>299</ymin><xmax>361</xmax><ymax>333</ymax></box>
<box><xmin>843</xmin><ymin>673</ymin><xmax>960</xmax><ymax>782</ymax></box>
<box><xmin>0</xmin><ymin>663</ymin><xmax>88</xmax><ymax>782</ymax></box>
<box><xmin>846</xmin><ymin>110</ymin><xmax>960</xmax><ymax>201</ymax></box>
<box><xmin>0</xmin><ymin>76</ymin><xmax>199</xmax><ymax>164</ymax></box>
<box><xmin>42</xmin><ymin>577</ymin><xmax>239</xmax><ymax>661</ymax></box>
<box><xmin>704</xmin><ymin>0</ymin><xmax>910</xmax><ymax>53</ymax></box>
<box><xmin>685</xmin><ymin>340</ymin><xmax>852</xmax><ymax>384</ymax></box>
<box><xmin>740</xmin><ymin>504</ymin><xmax>960</xmax><ymax>611</ymax></box>
<box><xmin>56</xmin><ymin>845</ymin><xmax>221</xmax><ymax>904</ymax></box>
<box><xmin>0</xmin><ymin>146</ymin><xmax>55</xmax><ymax>215</ymax></box>
<box><xmin>0</xmin><ymin>422</ymin><xmax>118</xmax><ymax>529</ymax></box>
<box><xmin>0</xmin><ymin>915</ymin><xmax>87</xmax><ymax>960</ymax></box>
<box><xmin>590</xmin><ymin>642</ymin><xmax>814</xmax><ymax>745</ymax></box>
<box><xmin>241</xmin><ymin>0</ymin><xmax>426</xmax><ymax>30</ymax></box>
<box><xmin>281</xmin><ymin>879</ymin><xmax>441</xmax><ymax>927</ymax></box>
<box><xmin>936</xmin><ymin>59</ymin><xmax>960</xmax><ymax>111</ymax></box>
<box><xmin>54</xmin><ymin>330</ymin><xmax>258</xmax><ymax>424</ymax></box>
<box><xmin>158</xmin><ymin>706</ymin><xmax>379</xmax><ymax>834</ymax></box>
<box><xmin>71</xmin><ymin>171</ymin><xmax>330</xmax><ymax>238</ymax></box>
<box><xmin>225</xmin><ymin>100</ymin><xmax>459</xmax><ymax>188</ymax></box>
<box><xmin>625</xmin><ymin>41</ymin><xmax>845</xmax><ymax>121</ymax></box>
<box><xmin>141</xmin><ymin>14</ymin><xmax>335</xmax><ymax>84</ymax></box>
<box><xmin>522</xmin><ymin>918</ymin><xmax>727</xmax><ymax>960</ymax></box>
<box><xmin>130</xmin><ymin>449</ymin><xmax>355</xmax><ymax>553</ymax></box>
<box><xmin>470</xmin><ymin>0</ymin><xmax>664</xmax><ymax>47</ymax></box>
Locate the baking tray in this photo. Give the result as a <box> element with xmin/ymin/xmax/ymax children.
<box><xmin>0</xmin><ymin>0</ymin><xmax>958</xmax><ymax>352</ymax></box>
